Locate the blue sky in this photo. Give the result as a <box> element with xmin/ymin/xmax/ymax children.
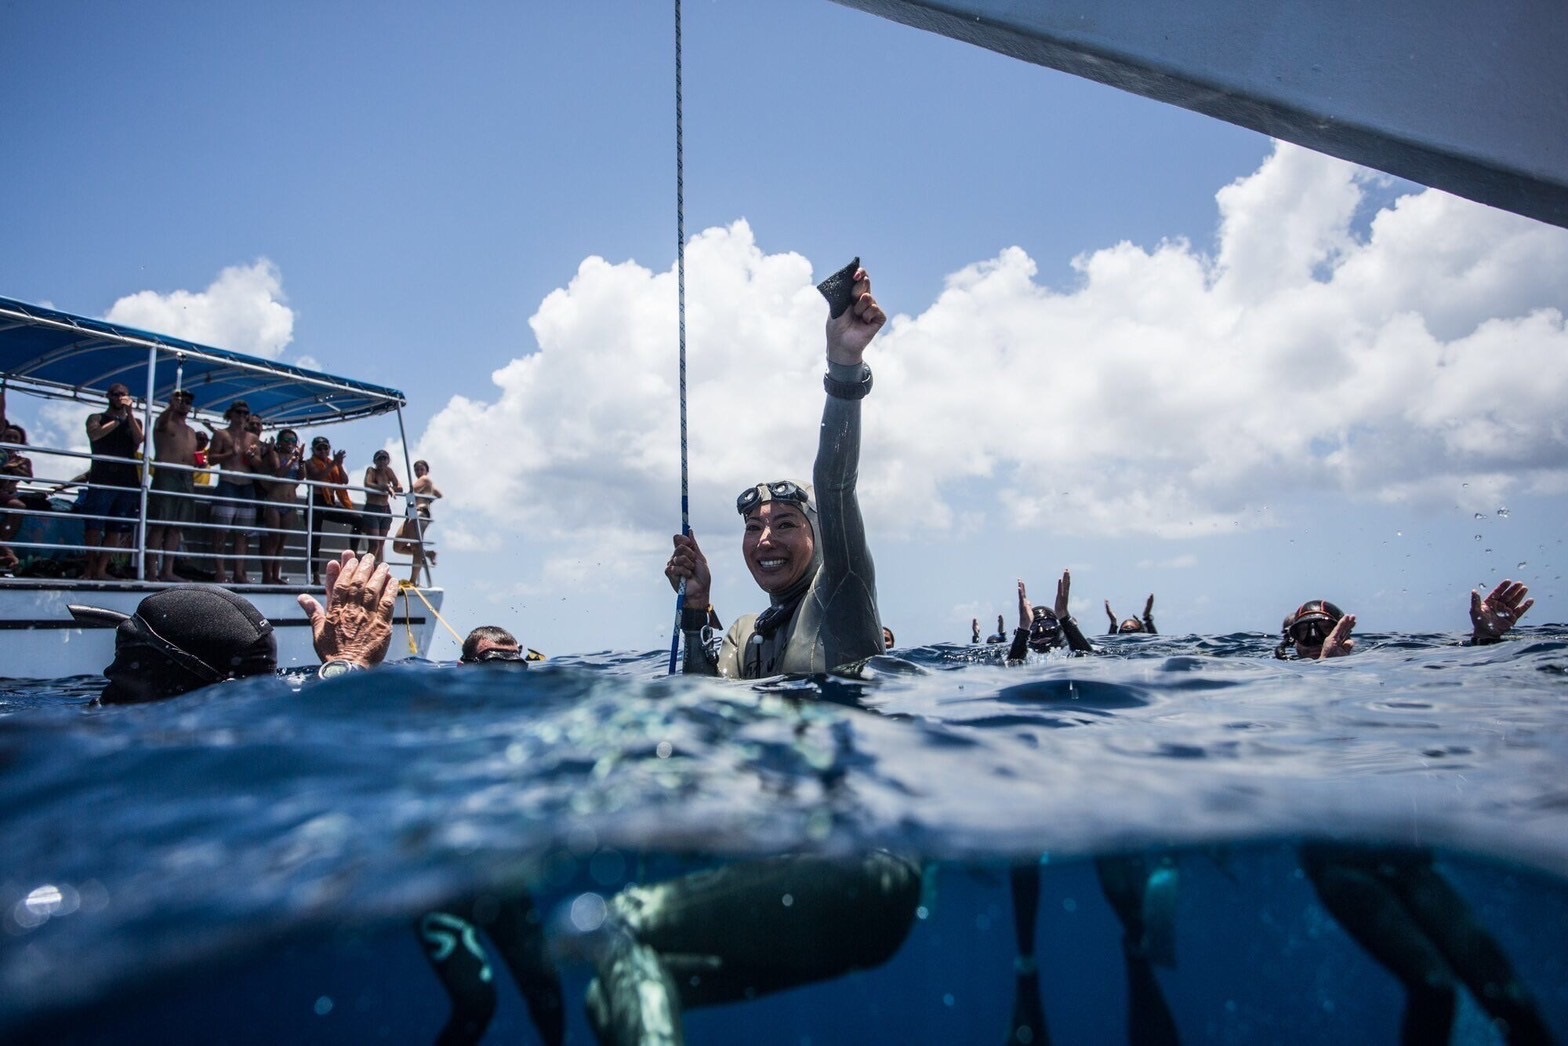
<box><xmin>5</xmin><ymin>2</ymin><xmax>1565</xmax><ymax>658</ymax></box>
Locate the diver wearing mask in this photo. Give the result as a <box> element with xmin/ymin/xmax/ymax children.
<box><xmin>76</xmin><ymin>586</ymin><xmax>278</xmax><ymax>705</ymax></box>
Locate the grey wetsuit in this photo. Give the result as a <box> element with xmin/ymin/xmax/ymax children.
<box><xmin>683</xmin><ymin>360</ymin><xmax>882</xmax><ymax>678</ymax></box>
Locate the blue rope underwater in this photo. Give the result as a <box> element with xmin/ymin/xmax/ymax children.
<box><xmin>667</xmin><ymin>0</ymin><xmax>689</xmax><ymax>675</ymax></box>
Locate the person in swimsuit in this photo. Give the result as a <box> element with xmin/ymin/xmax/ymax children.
<box><xmin>254</xmin><ymin>428</ymin><xmax>304</xmax><ymax>585</ymax></box>
<box><xmin>398</xmin><ymin>459</ymin><xmax>442</xmax><ymax>586</ymax></box>
<box><xmin>146</xmin><ymin>389</ymin><xmax>199</xmax><ymax>582</ymax></box>
<box><xmin>207</xmin><ymin>400</ymin><xmax>260</xmax><ymax>584</ymax></box>
<box><xmin>578</xmin><ymin>266</ymin><xmax>918</xmax><ymax>1046</ymax></box>
<box><xmin>304</xmin><ymin>435</ymin><xmax>359</xmax><ymax>584</ymax></box>
<box><xmin>359</xmin><ymin>450</ymin><xmax>403</xmax><ymax>564</ymax></box>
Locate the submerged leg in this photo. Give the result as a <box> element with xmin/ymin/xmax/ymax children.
<box><xmin>1384</xmin><ymin>853</ymin><xmax>1556</xmax><ymax>1045</ymax></box>
<box><xmin>473</xmin><ymin>890</ymin><xmax>566</xmax><ymax>1046</ymax></box>
<box><xmin>1007</xmin><ymin>863</ymin><xmax>1050</xmax><ymax>1045</ymax></box>
<box><xmin>586</xmin><ymin>851</ymin><xmax>920</xmax><ymax>1044</ymax></box>
<box><xmin>1096</xmin><ymin>855</ymin><xmax>1181</xmax><ymax>1046</ymax></box>
<box><xmin>585</xmin><ymin>927</ymin><xmax>684</xmax><ymax>1046</ymax></box>
<box><xmin>1300</xmin><ymin>845</ymin><xmax>1457</xmax><ymax>1046</ymax></box>
<box><xmin>416</xmin><ymin>911</ymin><xmax>497</xmax><ymax>1046</ymax></box>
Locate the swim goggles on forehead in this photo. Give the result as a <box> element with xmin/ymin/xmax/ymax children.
<box><xmin>735</xmin><ymin>480</ymin><xmax>810</xmax><ymax>516</ymax></box>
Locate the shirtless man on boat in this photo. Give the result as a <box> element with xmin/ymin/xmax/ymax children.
<box><xmin>207</xmin><ymin>400</ymin><xmax>260</xmax><ymax>584</ymax></box>
<box><xmin>146</xmin><ymin>389</ymin><xmax>199</xmax><ymax>582</ymax></box>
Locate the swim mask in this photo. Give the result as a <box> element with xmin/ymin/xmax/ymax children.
<box><xmin>1285</xmin><ymin>600</ymin><xmax>1344</xmax><ymax>648</ymax></box>
<box><xmin>1028</xmin><ymin>606</ymin><xmax>1062</xmax><ymax>651</ymax></box>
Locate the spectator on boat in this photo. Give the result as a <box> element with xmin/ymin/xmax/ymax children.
<box><xmin>627</xmin><ymin>265</ymin><xmax>917</xmax><ymax>1044</ymax></box>
<box><xmin>1</xmin><ymin>418</ymin><xmax>34</xmax><ymax>573</ymax></box>
<box><xmin>207</xmin><ymin>400</ymin><xmax>261</xmax><ymax>585</ymax></box>
<box><xmin>193</xmin><ymin>431</ymin><xmax>212</xmax><ymax>484</ymax></box>
<box><xmin>305</xmin><ymin>435</ymin><xmax>359</xmax><ymax>585</ymax></box>
<box><xmin>360</xmin><ymin>450</ymin><xmax>403</xmax><ymax>564</ymax></box>
<box><xmin>145</xmin><ymin>389</ymin><xmax>198</xmax><ymax>583</ymax></box>
<box><xmin>1274</xmin><ymin>580</ymin><xmax>1532</xmax><ymax>660</ymax></box>
<box><xmin>255</xmin><ymin>428</ymin><xmax>304</xmax><ymax>585</ymax></box>
<box><xmin>1105</xmin><ymin>594</ymin><xmax>1157</xmax><ymax>634</ymax></box>
<box><xmin>81</xmin><ymin>383</ymin><xmax>144</xmax><ymax>581</ymax></box>
<box><xmin>1006</xmin><ymin>572</ymin><xmax>1095</xmax><ymax>663</ymax></box>
<box><xmin>395</xmin><ymin>458</ymin><xmax>442</xmax><ymax>586</ymax></box>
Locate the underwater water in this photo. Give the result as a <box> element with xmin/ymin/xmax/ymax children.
<box><xmin>2</xmin><ymin>629</ymin><xmax>1566</xmax><ymax>1044</ymax></box>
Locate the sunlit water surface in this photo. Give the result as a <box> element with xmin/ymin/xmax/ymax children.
<box><xmin>2</xmin><ymin>629</ymin><xmax>1566</xmax><ymax>1043</ymax></box>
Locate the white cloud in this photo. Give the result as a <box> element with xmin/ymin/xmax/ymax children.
<box><xmin>414</xmin><ymin>143</ymin><xmax>1568</xmax><ymax>589</ymax></box>
<box><xmin>103</xmin><ymin>260</ymin><xmax>294</xmax><ymax>359</ymax></box>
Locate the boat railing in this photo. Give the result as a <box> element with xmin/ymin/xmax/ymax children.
<box><xmin>0</xmin><ymin>439</ymin><xmax>435</xmax><ymax>587</ymax></box>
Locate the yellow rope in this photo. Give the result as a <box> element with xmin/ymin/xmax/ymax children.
<box><xmin>399</xmin><ymin>579</ymin><xmax>464</xmax><ymax>654</ymax></box>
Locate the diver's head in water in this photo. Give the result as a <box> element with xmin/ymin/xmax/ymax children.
<box><xmin>1117</xmin><ymin>618</ymin><xmax>1146</xmax><ymax>634</ymax></box>
<box><xmin>1027</xmin><ymin>606</ymin><xmax>1063</xmax><ymax>652</ymax></box>
<box><xmin>735</xmin><ymin>480</ymin><xmax>820</xmax><ymax>599</ymax></box>
<box><xmin>1277</xmin><ymin>599</ymin><xmax>1345</xmax><ymax>660</ymax></box>
<box><xmin>460</xmin><ymin>624</ymin><xmax>526</xmax><ymax>665</ymax></box>
<box><xmin>80</xmin><ymin>586</ymin><xmax>277</xmax><ymax>704</ymax></box>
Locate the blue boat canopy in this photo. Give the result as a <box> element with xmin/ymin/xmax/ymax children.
<box><xmin>0</xmin><ymin>295</ymin><xmax>405</xmax><ymax>426</ymax></box>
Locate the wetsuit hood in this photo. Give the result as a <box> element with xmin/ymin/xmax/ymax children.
<box><xmin>89</xmin><ymin>586</ymin><xmax>278</xmax><ymax>704</ymax></box>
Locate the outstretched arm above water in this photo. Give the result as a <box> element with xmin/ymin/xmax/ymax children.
<box><xmin>1466</xmin><ymin>579</ymin><xmax>1532</xmax><ymax>645</ymax></box>
<box><xmin>298</xmin><ymin>549</ymin><xmax>397</xmax><ymax>669</ymax></box>
<box><xmin>810</xmin><ymin>265</ymin><xmax>887</xmax><ymax>670</ymax></box>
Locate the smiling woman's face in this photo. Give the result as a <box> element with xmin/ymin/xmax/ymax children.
<box><xmin>741</xmin><ymin>501</ymin><xmax>815</xmax><ymax>596</ymax></box>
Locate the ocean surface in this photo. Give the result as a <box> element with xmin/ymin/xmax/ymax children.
<box><xmin>2</xmin><ymin>629</ymin><xmax>1566</xmax><ymax>1044</ymax></box>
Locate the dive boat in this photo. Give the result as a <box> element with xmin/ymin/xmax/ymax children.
<box><xmin>0</xmin><ymin>295</ymin><xmax>443</xmax><ymax>679</ymax></box>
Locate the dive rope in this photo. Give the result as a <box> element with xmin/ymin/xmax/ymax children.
<box><xmin>667</xmin><ymin>0</ymin><xmax>689</xmax><ymax>674</ymax></box>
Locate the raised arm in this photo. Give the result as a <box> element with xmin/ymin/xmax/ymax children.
<box><xmin>1142</xmin><ymin>593</ymin><xmax>1157</xmax><ymax>635</ymax></box>
<box><xmin>813</xmin><ymin>266</ymin><xmax>886</xmax><ymax>669</ymax></box>
<box><xmin>1055</xmin><ymin>569</ymin><xmax>1095</xmax><ymax>654</ymax></box>
<box><xmin>298</xmin><ymin>549</ymin><xmax>398</xmax><ymax>670</ymax></box>
<box><xmin>1468</xmin><ymin>579</ymin><xmax>1533</xmax><ymax>645</ymax></box>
